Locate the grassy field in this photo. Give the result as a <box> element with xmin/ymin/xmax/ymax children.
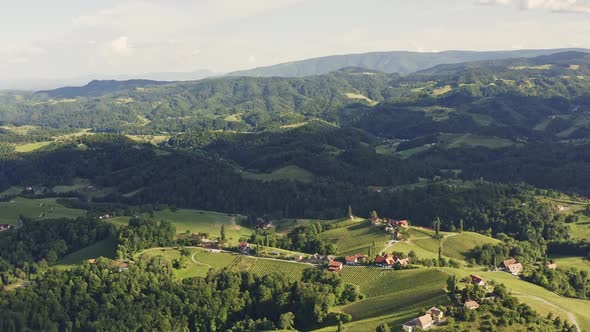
<box><xmin>320</xmin><ymin>220</ymin><xmax>390</xmax><ymax>256</ymax></box>
<box><xmin>441</xmin><ymin>232</ymin><xmax>501</xmax><ymax>260</ymax></box>
<box><xmin>538</xmin><ymin>196</ymin><xmax>590</xmax><ymax>239</ymax></box>
<box><xmin>240</xmin><ymin>165</ymin><xmax>314</xmax><ymax>183</ymax></box>
<box><xmin>56</xmin><ymin>236</ymin><xmax>118</xmax><ymax>265</ymax></box>
<box><xmin>51</xmin><ymin>178</ymin><xmax>91</xmax><ymax>193</ymax></box>
<box><xmin>552</xmin><ymin>256</ymin><xmax>590</xmax><ymax>273</ymax></box>
<box><xmin>110</xmin><ymin>209</ymin><xmax>253</xmax><ymax>243</ymax></box>
<box><xmin>14</xmin><ymin>141</ymin><xmax>52</xmax><ymax>152</ymax></box>
<box><xmin>0</xmin><ymin>197</ymin><xmax>85</xmax><ymax>225</ymax></box>
<box><xmin>446</xmin><ymin>133</ymin><xmax>514</xmax><ymax>149</ymax></box>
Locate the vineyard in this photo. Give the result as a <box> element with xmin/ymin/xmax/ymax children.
<box><xmin>339</xmin><ymin>266</ymin><xmax>386</xmax><ymax>289</ymax></box>
<box><xmin>320</xmin><ymin>220</ymin><xmax>390</xmax><ymax>256</ymax></box>
<box><xmin>246</xmin><ymin>258</ymin><xmax>312</xmax><ymax>281</ymax></box>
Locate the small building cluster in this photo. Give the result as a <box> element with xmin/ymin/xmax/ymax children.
<box><xmin>0</xmin><ymin>224</ymin><xmax>12</xmax><ymax>232</ymax></box>
<box><xmin>328</xmin><ymin>260</ymin><xmax>343</xmax><ymax>272</ymax></box>
<box><xmin>501</xmin><ymin>258</ymin><xmax>523</xmax><ymax>275</ymax></box>
<box><xmin>402</xmin><ymin>306</ymin><xmax>445</xmax><ymax>332</ymax></box>
<box><xmin>238</xmin><ymin>242</ymin><xmax>251</xmax><ymax>254</ymax></box>
<box><xmin>374</xmin><ymin>253</ymin><xmax>410</xmax><ymax>268</ymax></box>
<box><xmin>345</xmin><ymin>254</ymin><xmax>367</xmax><ymax>265</ymax></box>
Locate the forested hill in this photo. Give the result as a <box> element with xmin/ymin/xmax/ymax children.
<box><xmin>227</xmin><ymin>48</ymin><xmax>589</xmax><ymax>77</ymax></box>
<box><xmin>36</xmin><ymin>79</ymin><xmax>171</xmax><ymax>99</ymax></box>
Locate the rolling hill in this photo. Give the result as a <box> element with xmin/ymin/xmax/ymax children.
<box><xmin>227</xmin><ymin>49</ymin><xmax>589</xmax><ymax>77</ymax></box>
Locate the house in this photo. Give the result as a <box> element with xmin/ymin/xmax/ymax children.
<box><xmin>470</xmin><ymin>274</ymin><xmax>485</xmax><ymax>286</ymax></box>
<box><xmin>112</xmin><ymin>259</ymin><xmax>129</xmax><ymax>272</ymax></box>
<box><xmin>346</xmin><ymin>254</ymin><xmax>366</xmax><ymax>265</ymax></box>
<box><xmin>557</xmin><ymin>205</ymin><xmax>570</xmax><ymax>212</ymax></box>
<box><xmin>393</xmin><ymin>231</ymin><xmax>403</xmax><ymax>241</ymax></box>
<box><xmin>201</xmin><ymin>238</ymin><xmax>220</xmax><ymax>249</ymax></box>
<box><xmin>22</xmin><ymin>186</ymin><xmax>34</xmax><ymax>194</ymax></box>
<box><xmin>547</xmin><ymin>262</ymin><xmax>558</xmax><ymax>270</ymax></box>
<box><xmin>501</xmin><ymin>258</ymin><xmax>523</xmax><ymax>275</ymax></box>
<box><xmin>98</xmin><ymin>214</ymin><xmax>112</xmax><ymax>220</ymax></box>
<box><xmin>294</xmin><ymin>254</ymin><xmax>304</xmax><ymax>262</ymax></box>
<box><xmin>370</xmin><ymin>216</ymin><xmax>383</xmax><ymax>225</ymax></box>
<box><xmin>0</xmin><ymin>224</ymin><xmax>12</xmax><ymax>232</ymax></box>
<box><xmin>256</xmin><ymin>218</ymin><xmax>275</xmax><ymax>230</ymax></box>
<box><xmin>87</xmin><ymin>258</ymin><xmax>97</xmax><ymax>264</ymax></box>
<box><xmin>390</xmin><ymin>219</ymin><xmax>409</xmax><ymax>228</ymax></box>
<box><xmin>426</xmin><ymin>306</ymin><xmax>444</xmax><ymax>322</ymax></box>
<box><xmin>238</xmin><ymin>242</ymin><xmax>251</xmax><ymax>253</ymax></box>
<box><xmin>328</xmin><ymin>261</ymin><xmax>343</xmax><ymax>272</ymax></box>
<box><xmin>374</xmin><ymin>254</ymin><xmax>396</xmax><ymax>267</ymax></box>
<box><xmin>396</xmin><ymin>257</ymin><xmax>411</xmax><ymax>266</ymax></box>
<box><xmin>402</xmin><ymin>314</ymin><xmax>433</xmax><ymax>332</ymax></box>
<box><xmin>464</xmin><ymin>300</ymin><xmax>480</xmax><ymax>310</ymax></box>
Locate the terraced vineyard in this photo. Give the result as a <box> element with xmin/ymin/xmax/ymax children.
<box><xmin>320</xmin><ymin>220</ymin><xmax>390</xmax><ymax>256</ymax></box>
<box><xmin>339</xmin><ymin>266</ymin><xmax>386</xmax><ymax>289</ymax></box>
<box><xmin>246</xmin><ymin>258</ymin><xmax>312</xmax><ymax>281</ymax></box>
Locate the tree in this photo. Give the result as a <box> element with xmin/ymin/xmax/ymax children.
<box><xmin>447</xmin><ymin>275</ymin><xmax>459</xmax><ymax>294</ymax></box>
<box><xmin>434</xmin><ymin>217</ymin><xmax>441</xmax><ymax>237</ymax></box>
<box><xmin>347</xmin><ymin>205</ymin><xmax>353</xmax><ymax>219</ymax></box>
<box><xmin>337</xmin><ymin>320</ymin><xmax>344</xmax><ymax>332</ymax></box>
<box><xmin>376</xmin><ymin>323</ymin><xmax>391</xmax><ymax>332</ymax></box>
<box><xmin>220</xmin><ymin>225</ymin><xmax>226</xmax><ymax>241</ymax></box>
<box><xmin>459</xmin><ymin>219</ymin><xmax>464</xmax><ymax>232</ymax></box>
<box><xmin>371</xmin><ymin>210</ymin><xmax>378</xmax><ymax>219</ymax></box>
<box><xmin>279</xmin><ymin>312</ymin><xmax>295</xmax><ymax>330</ymax></box>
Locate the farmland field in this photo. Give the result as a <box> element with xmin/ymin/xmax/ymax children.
<box><xmin>320</xmin><ymin>220</ymin><xmax>390</xmax><ymax>256</ymax></box>
<box><xmin>337</xmin><ymin>268</ymin><xmax>450</xmax><ymax>321</ymax></box>
<box><xmin>110</xmin><ymin>209</ymin><xmax>252</xmax><ymax>243</ymax></box>
<box><xmin>0</xmin><ymin>197</ymin><xmax>85</xmax><ymax>225</ymax></box>
<box><xmin>441</xmin><ymin>232</ymin><xmax>501</xmax><ymax>260</ymax></box>
<box><xmin>56</xmin><ymin>236</ymin><xmax>117</xmax><ymax>265</ymax></box>
<box><xmin>552</xmin><ymin>256</ymin><xmax>590</xmax><ymax>273</ymax></box>
<box><xmin>240</xmin><ymin>165</ymin><xmax>314</xmax><ymax>183</ymax></box>
<box><xmin>14</xmin><ymin>141</ymin><xmax>52</xmax><ymax>152</ymax></box>
<box><xmin>246</xmin><ymin>257</ymin><xmax>312</xmax><ymax>281</ymax></box>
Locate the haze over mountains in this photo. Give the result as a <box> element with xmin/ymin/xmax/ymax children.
<box><xmin>227</xmin><ymin>48</ymin><xmax>590</xmax><ymax>77</ymax></box>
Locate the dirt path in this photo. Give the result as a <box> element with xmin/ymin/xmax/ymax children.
<box><xmin>513</xmin><ymin>291</ymin><xmax>580</xmax><ymax>332</ymax></box>
<box><xmin>190</xmin><ymin>252</ymin><xmax>212</xmax><ymax>268</ymax></box>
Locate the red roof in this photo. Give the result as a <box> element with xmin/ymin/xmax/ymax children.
<box><xmin>346</xmin><ymin>256</ymin><xmax>358</xmax><ymax>263</ymax></box>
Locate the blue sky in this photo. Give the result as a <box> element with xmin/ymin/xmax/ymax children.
<box><xmin>1</xmin><ymin>0</ymin><xmax>589</xmax><ymax>81</ymax></box>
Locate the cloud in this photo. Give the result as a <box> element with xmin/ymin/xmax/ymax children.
<box><xmin>0</xmin><ymin>43</ymin><xmax>47</xmax><ymax>65</ymax></box>
<box><xmin>479</xmin><ymin>0</ymin><xmax>590</xmax><ymax>13</ymax></box>
<box><xmin>100</xmin><ymin>36</ymin><xmax>132</xmax><ymax>57</ymax></box>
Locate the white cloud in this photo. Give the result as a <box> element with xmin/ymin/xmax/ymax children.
<box><xmin>479</xmin><ymin>0</ymin><xmax>590</xmax><ymax>13</ymax></box>
<box><xmin>101</xmin><ymin>36</ymin><xmax>132</xmax><ymax>57</ymax></box>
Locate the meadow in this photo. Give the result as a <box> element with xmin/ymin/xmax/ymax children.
<box><xmin>240</xmin><ymin>165</ymin><xmax>314</xmax><ymax>183</ymax></box>
<box><xmin>56</xmin><ymin>236</ymin><xmax>118</xmax><ymax>266</ymax></box>
<box><xmin>0</xmin><ymin>197</ymin><xmax>85</xmax><ymax>225</ymax></box>
<box><xmin>109</xmin><ymin>208</ymin><xmax>253</xmax><ymax>243</ymax></box>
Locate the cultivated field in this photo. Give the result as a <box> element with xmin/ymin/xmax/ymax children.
<box><xmin>320</xmin><ymin>220</ymin><xmax>390</xmax><ymax>256</ymax></box>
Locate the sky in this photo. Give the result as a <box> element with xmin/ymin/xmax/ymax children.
<box><xmin>1</xmin><ymin>0</ymin><xmax>590</xmax><ymax>85</ymax></box>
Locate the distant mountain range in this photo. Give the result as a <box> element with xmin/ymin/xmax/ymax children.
<box><xmin>227</xmin><ymin>49</ymin><xmax>590</xmax><ymax>77</ymax></box>
<box><xmin>1</xmin><ymin>69</ymin><xmax>218</xmax><ymax>91</ymax></box>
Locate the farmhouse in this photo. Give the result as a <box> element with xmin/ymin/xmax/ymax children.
<box><xmin>112</xmin><ymin>259</ymin><xmax>129</xmax><ymax>272</ymax></box>
<box><xmin>390</xmin><ymin>219</ymin><xmax>409</xmax><ymax>228</ymax></box>
<box><xmin>402</xmin><ymin>313</ymin><xmax>433</xmax><ymax>332</ymax></box>
<box><xmin>396</xmin><ymin>257</ymin><xmax>411</xmax><ymax>266</ymax></box>
<box><xmin>374</xmin><ymin>254</ymin><xmax>395</xmax><ymax>267</ymax></box>
<box><xmin>370</xmin><ymin>216</ymin><xmax>383</xmax><ymax>225</ymax></box>
<box><xmin>501</xmin><ymin>258</ymin><xmax>523</xmax><ymax>275</ymax></box>
<box><xmin>346</xmin><ymin>254</ymin><xmax>366</xmax><ymax>265</ymax></box>
<box><xmin>256</xmin><ymin>218</ymin><xmax>275</xmax><ymax>230</ymax></box>
<box><xmin>328</xmin><ymin>261</ymin><xmax>343</xmax><ymax>272</ymax></box>
<box><xmin>98</xmin><ymin>214</ymin><xmax>112</xmax><ymax>220</ymax></box>
<box><xmin>546</xmin><ymin>262</ymin><xmax>558</xmax><ymax>270</ymax></box>
<box><xmin>427</xmin><ymin>306</ymin><xmax>444</xmax><ymax>322</ymax></box>
<box><xmin>470</xmin><ymin>274</ymin><xmax>485</xmax><ymax>286</ymax></box>
<box><xmin>0</xmin><ymin>224</ymin><xmax>12</xmax><ymax>232</ymax></box>
<box><xmin>201</xmin><ymin>238</ymin><xmax>220</xmax><ymax>249</ymax></box>
<box><xmin>238</xmin><ymin>242</ymin><xmax>251</xmax><ymax>253</ymax></box>
<box><xmin>464</xmin><ymin>300</ymin><xmax>480</xmax><ymax>310</ymax></box>
<box><xmin>294</xmin><ymin>254</ymin><xmax>304</xmax><ymax>262</ymax></box>
<box><xmin>557</xmin><ymin>205</ymin><xmax>569</xmax><ymax>211</ymax></box>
